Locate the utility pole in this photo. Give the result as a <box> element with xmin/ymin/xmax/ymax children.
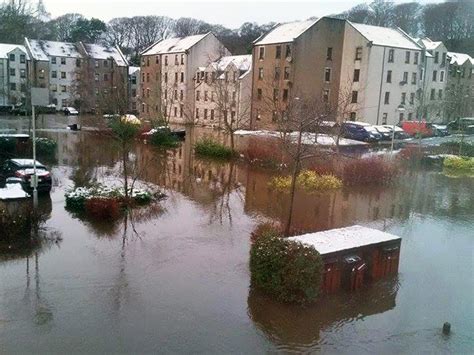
<box><xmin>31</xmin><ymin>104</ymin><xmax>38</xmax><ymax>207</ymax></box>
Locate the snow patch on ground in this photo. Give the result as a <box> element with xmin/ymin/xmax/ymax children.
<box><xmin>0</xmin><ymin>184</ymin><xmax>30</xmax><ymax>200</ymax></box>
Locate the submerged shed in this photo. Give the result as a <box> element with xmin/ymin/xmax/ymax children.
<box><xmin>289</xmin><ymin>225</ymin><xmax>401</xmax><ymax>293</ymax></box>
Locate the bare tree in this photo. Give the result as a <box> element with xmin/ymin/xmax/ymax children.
<box><xmin>391</xmin><ymin>2</ymin><xmax>421</xmax><ymax>36</ymax></box>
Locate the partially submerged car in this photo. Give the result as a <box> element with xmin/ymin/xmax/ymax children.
<box><xmin>432</xmin><ymin>124</ymin><xmax>450</xmax><ymax>137</ymax></box>
<box><xmin>63</xmin><ymin>107</ymin><xmax>79</xmax><ymax>115</ymax></box>
<box><xmin>341</xmin><ymin>122</ymin><xmax>382</xmax><ymax>142</ymax></box>
<box><xmin>0</xmin><ymin>159</ymin><xmax>52</xmax><ymax>193</ymax></box>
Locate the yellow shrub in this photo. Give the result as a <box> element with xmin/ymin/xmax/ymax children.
<box><xmin>443</xmin><ymin>156</ymin><xmax>474</xmax><ymax>177</ymax></box>
<box><xmin>270</xmin><ymin>170</ymin><xmax>343</xmax><ymax>192</ymax></box>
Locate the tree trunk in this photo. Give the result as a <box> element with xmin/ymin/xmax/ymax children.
<box><xmin>285</xmin><ymin>129</ymin><xmax>303</xmax><ymax>237</ymax></box>
<box><xmin>229</xmin><ymin>129</ymin><xmax>235</xmax><ymax>151</ymax></box>
<box><xmin>122</xmin><ymin>143</ymin><xmax>129</xmax><ymax>199</ymax></box>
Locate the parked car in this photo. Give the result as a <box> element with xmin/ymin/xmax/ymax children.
<box><xmin>63</xmin><ymin>107</ymin><xmax>79</xmax><ymax>115</ymax></box>
<box><xmin>432</xmin><ymin>124</ymin><xmax>450</xmax><ymax>137</ymax></box>
<box><xmin>373</xmin><ymin>125</ymin><xmax>393</xmax><ymax>140</ymax></box>
<box><xmin>0</xmin><ymin>159</ymin><xmax>52</xmax><ymax>193</ymax></box>
<box><xmin>447</xmin><ymin>117</ymin><xmax>474</xmax><ymax>134</ymax></box>
<box><xmin>381</xmin><ymin>125</ymin><xmax>412</xmax><ymax>140</ymax></box>
<box><xmin>342</xmin><ymin>122</ymin><xmax>382</xmax><ymax>142</ymax></box>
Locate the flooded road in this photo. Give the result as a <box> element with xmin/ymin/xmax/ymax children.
<box><xmin>0</xmin><ymin>116</ymin><xmax>473</xmax><ymax>353</ymax></box>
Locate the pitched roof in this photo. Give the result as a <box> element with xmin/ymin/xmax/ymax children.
<box><xmin>417</xmin><ymin>37</ymin><xmax>444</xmax><ymax>51</ymax></box>
<box><xmin>82</xmin><ymin>43</ymin><xmax>128</xmax><ymax>66</ymax></box>
<box><xmin>0</xmin><ymin>43</ymin><xmax>29</xmax><ymax>60</ymax></box>
<box><xmin>288</xmin><ymin>225</ymin><xmax>401</xmax><ymax>256</ymax></box>
<box><xmin>128</xmin><ymin>66</ymin><xmax>140</xmax><ymax>75</ymax></box>
<box><xmin>214</xmin><ymin>55</ymin><xmax>252</xmax><ymax>72</ymax></box>
<box><xmin>254</xmin><ymin>20</ymin><xmax>317</xmax><ymax>45</ymax></box>
<box><xmin>448</xmin><ymin>52</ymin><xmax>474</xmax><ymax>66</ymax></box>
<box><xmin>27</xmin><ymin>39</ymin><xmax>82</xmax><ymax>61</ymax></box>
<box><xmin>349</xmin><ymin>22</ymin><xmax>421</xmax><ymax>50</ymax></box>
<box><xmin>142</xmin><ymin>33</ymin><xmax>210</xmax><ymax>55</ymax></box>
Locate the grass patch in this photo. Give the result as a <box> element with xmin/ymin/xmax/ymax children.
<box><xmin>270</xmin><ymin>170</ymin><xmax>342</xmax><ymax>192</ymax></box>
<box><xmin>194</xmin><ymin>138</ymin><xmax>236</xmax><ymax>160</ymax></box>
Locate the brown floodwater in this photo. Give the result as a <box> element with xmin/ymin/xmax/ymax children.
<box><xmin>0</xmin><ymin>116</ymin><xmax>473</xmax><ymax>353</ymax></box>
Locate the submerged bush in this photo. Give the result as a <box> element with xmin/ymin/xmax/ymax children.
<box><xmin>194</xmin><ymin>138</ymin><xmax>236</xmax><ymax>159</ymax></box>
<box><xmin>84</xmin><ymin>197</ymin><xmax>121</xmax><ymax>220</ymax></box>
<box><xmin>250</xmin><ymin>225</ymin><xmax>323</xmax><ymax>304</ymax></box>
<box><xmin>443</xmin><ymin>156</ymin><xmax>474</xmax><ymax>176</ymax></box>
<box><xmin>343</xmin><ymin>157</ymin><xmax>398</xmax><ymax>185</ymax></box>
<box><xmin>149</xmin><ymin>129</ymin><xmax>180</xmax><ymax>148</ymax></box>
<box><xmin>270</xmin><ymin>170</ymin><xmax>342</xmax><ymax>192</ymax></box>
<box><xmin>35</xmin><ymin>137</ymin><xmax>57</xmax><ymax>156</ymax></box>
<box><xmin>0</xmin><ymin>138</ymin><xmax>16</xmax><ymax>159</ymax></box>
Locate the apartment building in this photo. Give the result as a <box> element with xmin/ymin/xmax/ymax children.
<box><xmin>0</xmin><ymin>44</ymin><xmax>29</xmax><ymax>107</ymax></box>
<box><xmin>128</xmin><ymin>66</ymin><xmax>140</xmax><ymax>113</ymax></box>
<box><xmin>140</xmin><ymin>33</ymin><xmax>228</xmax><ymax>124</ymax></box>
<box><xmin>416</xmin><ymin>38</ymin><xmax>448</xmax><ymax>121</ymax></box>
<box><xmin>194</xmin><ymin>55</ymin><xmax>252</xmax><ymax>128</ymax></box>
<box><xmin>446</xmin><ymin>52</ymin><xmax>474</xmax><ymax>119</ymax></box>
<box><xmin>250</xmin><ymin>17</ymin><xmax>424</xmax><ymax>128</ymax></box>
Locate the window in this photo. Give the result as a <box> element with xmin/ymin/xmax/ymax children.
<box><xmin>259</xmin><ymin>47</ymin><xmax>265</xmax><ymax>60</ymax></box>
<box><xmin>175</xmin><ymin>54</ymin><xmax>178</xmax><ymax>65</ymax></box>
<box><xmin>284</xmin><ymin>67</ymin><xmax>290</xmax><ymax>80</ymax></box>
<box><xmin>147</xmin><ymin>89</ymin><xmax>151</xmax><ymax>98</ymax></box>
<box><xmin>257</xmin><ymin>88</ymin><xmax>262</xmax><ymax>100</ymax></box>
<box><xmin>432</xmin><ymin>70</ymin><xmax>437</xmax><ymax>82</ymax></box>
<box><xmin>350</xmin><ymin>112</ymin><xmax>356</xmax><ymax>121</ymax></box>
<box><xmin>273</xmin><ymin>88</ymin><xmax>279</xmax><ymax>101</ymax></box>
<box><xmin>51</xmin><ymin>56</ymin><xmax>56</xmax><ymax>64</ymax></box>
<box><xmin>76</xmin><ymin>59</ymin><xmax>81</xmax><ymax>68</ymax></box>
<box><xmin>384</xmin><ymin>91</ymin><xmax>390</xmax><ymax>104</ymax></box>
<box><xmin>204</xmin><ymin>109</ymin><xmax>208</xmax><ymax>120</ymax></box>
<box><xmin>142</xmin><ymin>73</ymin><xmax>145</xmax><ymax>82</ymax></box>
<box><xmin>386</xmin><ymin>70</ymin><xmax>392</xmax><ymax>83</ymax></box>
<box><xmin>164</xmin><ymin>90</ymin><xmax>167</xmax><ymax>100</ymax></box>
<box><xmin>400</xmin><ymin>72</ymin><xmax>408</xmax><ymax>84</ymax></box>
<box><xmin>210</xmin><ymin>109</ymin><xmax>214</xmax><ymax>120</ymax></box>
<box><xmin>382</xmin><ymin>113</ymin><xmax>388</xmax><ymax>125</ymax></box>
<box><xmin>61</xmin><ymin>85</ymin><xmax>67</xmax><ymax>93</ymax></box>
<box><xmin>180</xmin><ymin>72</ymin><xmax>184</xmax><ymax>83</ymax></box>
<box><xmin>256</xmin><ymin>109</ymin><xmax>261</xmax><ymax>121</ymax></box>
<box><xmin>441</xmin><ymin>52</ymin><xmax>446</xmax><ymax>66</ymax></box>
<box><xmin>351</xmin><ymin>90</ymin><xmax>358</xmax><ymax>103</ymax></box>
<box><xmin>353</xmin><ymin>69</ymin><xmax>360</xmax><ymax>82</ymax></box>
<box><xmin>39</xmin><ymin>69</ymin><xmax>45</xmax><ymax>79</ymax></box>
<box><xmin>438</xmin><ymin>89</ymin><xmax>443</xmax><ymax>100</ymax></box>
<box><xmin>103</xmin><ymin>60</ymin><xmax>109</xmax><ymax>67</ymax></box>
<box><xmin>434</xmin><ymin>52</ymin><xmax>439</xmax><ymax>64</ymax></box>
<box><xmin>411</xmin><ymin>72</ymin><xmax>417</xmax><ymax>84</ymax></box>
<box><xmin>9</xmin><ymin>53</ymin><xmax>15</xmax><ymax>61</ymax></box>
<box><xmin>410</xmin><ymin>92</ymin><xmax>415</xmax><ymax>105</ymax></box>
<box><xmin>195</xmin><ymin>108</ymin><xmax>199</xmax><ymax>119</ymax></box>
<box><xmin>232</xmin><ymin>91</ymin><xmax>236</xmax><ymax>103</ymax></box>
<box><xmin>327</xmin><ymin>47</ymin><xmax>333</xmax><ymax>60</ymax></box>
<box><xmin>285</xmin><ymin>45</ymin><xmax>291</xmax><ymax>58</ymax></box>
<box><xmin>174</xmin><ymin>72</ymin><xmax>178</xmax><ymax>82</ymax></box>
<box><xmin>408</xmin><ymin>112</ymin><xmax>413</xmax><ymax>120</ymax></box>
<box><xmin>440</xmin><ymin>71</ymin><xmax>445</xmax><ymax>82</ymax></box>
<box><xmin>51</xmin><ymin>84</ymin><xmax>57</xmax><ymax>92</ymax></box>
<box><xmin>61</xmin><ymin>72</ymin><xmax>66</xmax><ymax>79</ymax></box>
<box><xmin>430</xmin><ymin>89</ymin><xmax>435</xmax><ymax>100</ymax></box>
<box><xmin>9</xmin><ymin>68</ymin><xmax>15</xmax><ymax>76</ymax></box>
<box><xmin>405</xmin><ymin>51</ymin><xmax>410</xmax><ymax>64</ymax></box>
<box><xmin>20</xmin><ymin>54</ymin><xmax>25</xmax><ymax>63</ymax></box>
<box><xmin>196</xmin><ymin>90</ymin><xmax>200</xmax><ymax>101</ymax></box>
<box><xmin>323</xmin><ymin>89</ymin><xmax>329</xmax><ymax>103</ymax></box>
<box><xmin>131</xmin><ymin>89</ymin><xmax>136</xmax><ymax>97</ymax></box>
<box><xmin>104</xmin><ymin>73</ymin><xmax>109</xmax><ymax>81</ymax></box>
<box><xmin>276</xmin><ymin>45</ymin><xmax>281</xmax><ymax>59</ymax></box>
<box><xmin>399</xmin><ymin>113</ymin><xmax>404</xmax><ymax>122</ymax></box>
<box><xmin>95</xmin><ymin>73</ymin><xmax>99</xmax><ymax>81</ymax></box>
<box><xmin>181</xmin><ymin>54</ymin><xmax>184</xmax><ymax>65</ymax></box>
<box><xmin>324</xmin><ymin>68</ymin><xmax>331</xmax><ymax>82</ymax></box>
<box><xmin>414</xmin><ymin>52</ymin><xmax>419</xmax><ymax>65</ymax></box>
<box><xmin>355</xmin><ymin>47</ymin><xmax>362</xmax><ymax>60</ymax></box>
<box><xmin>60</xmin><ymin>57</ymin><xmax>66</xmax><ymax>65</ymax></box>
<box><xmin>420</xmin><ymin>68</ymin><xmax>424</xmax><ymax>81</ymax></box>
<box><xmin>9</xmin><ymin>83</ymin><xmax>16</xmax><ymax>91</ymax></box>
<box><xmin>174</xmin><ymin>90</ymin><xmax>177</xmax><ymax>100</ymax></box>
<box><xmin>204</xmin><ymin>91</ymin><xmax>208</xmax><ymax>101</ymax></box>
<box><xmin>258</xmin><ymin>68</ymin><xmax>263</xmax><ymax>80</ymax></box>
<box><xmin>180</xmin><ymin>90</ymin><xmax>183</xmax><ymax>101</ymax></box>
<box><xmin>164</xmin><ymin>56</ymin><xmax>168</xmax><ymax>66</ymax></box>
<box><xmin>20</xmin><ymin>69</ymin><xmax>26</xmax><ymax>78</ymax></box>
<box><xmin>283</xmin><ymin>89</ymin><xmax>288</xmax><ymax>101</ymax></box>
<box><xmin>401</xmin><ymin>92</ymin><xmax>406</xmax><ymax>105</ymax></box>
<box><xmin>388</xmin><ymin>49</ymin><xmax>394</xmax><ymax>63</ymax></box>
<box><xmin>155</xmin><ymin>55</ymin><xmax>160</xmax><ymax>64</ymax></box>
<box><xmin>274</xmin><ymin>67</ymin><xmax>280</xmax><ymax>80</ymax></box>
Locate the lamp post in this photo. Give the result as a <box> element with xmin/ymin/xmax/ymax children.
<box><xmin>392</xmin><ymin>105</ymin><xmax>406</xmax><ymax>154</ymax></box>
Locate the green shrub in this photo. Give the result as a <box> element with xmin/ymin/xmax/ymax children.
<box><xmin>35</xmin><ymin>138</ymin><xmax>57</xmax><ymax>157</ymax></box>
<box><xmin>194</xmin><ymin>138</ymin><xmax>236</xmax><ymax>159</ymax></box>
<box><xmin>250</xmin><ymin>225</ymin><xmax>323</xmax><ymax>304</ymax></box>
<box><xmin>150</xmin><ymin>129</ymin><xmax>180</xmax><ymax>148</ymax></box>
<box><xmin>443</xmin><ymin>156</ymin><xmax>474</xmax><ymax>176</ymax></box>
<box><xmin>270</xmin><ymin>170</ymin><xmax>342</xmax><ymax>192</ymax></box>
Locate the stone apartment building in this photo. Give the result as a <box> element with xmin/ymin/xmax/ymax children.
<box><xmin>194</xmin><ymin>55</ymin><xmax>252</xmax><ymax>128</ymax></box>
<box><xmin>250</xmin><ymin>17</ymin><xmax>424</xmax><ymax>128</ymax></box>
<box><xmin>128</xmin><ymin>66</ymin><xmax>140</xmax><ymax>113</ymax></box>
<box><xmin>24</xmin><ymin>38</ymin><xmax>128</xmax><ymax>111</ymax></box>
<box><xmin>0</xmin><ymin>44</ymin><xmax>29</xmax><ymax>107</ymax></box>
<box><xmin>140</xmin><ymin>33</ymin><xmax>228</xmax><ymax>124</ymax></box>
<box><xmin>446</xmin><ymin>52</ymin><xmax>474</xmax><ymax>119</ymax></box>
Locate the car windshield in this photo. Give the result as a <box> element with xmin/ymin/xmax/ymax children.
<box><xmin>365</xmin><ymin>127</ymin><xmax>378</xmax><ymax>133</ymax></box>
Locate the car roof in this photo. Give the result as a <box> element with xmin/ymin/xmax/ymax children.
<box><xmin>345</xmin><ymin>121</ymin><xmax>371</xmax><ymax>126</ymax></box>
<box><xmin>10</xmin><ymin>159</ymin><xmax>46</xmax><ymax>168</ymax></box>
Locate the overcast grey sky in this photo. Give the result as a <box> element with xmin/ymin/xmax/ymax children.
<box><xmin>42</xmin><ymin>0</ymin><xmax>440</xmax><ymax>28</ymax></box>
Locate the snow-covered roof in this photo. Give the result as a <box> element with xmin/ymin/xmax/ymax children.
<box><xmin>209</xmin><ymin>55</ymin><xmax>252</xmax><ymax>79</ymax></box>
<box><xmin>82</xmin><ymin>43</ymin><xmax>128</xmax><ymax>67</ymax></box>
<box><xmin>27</xmin><ymin>39</ymin><xmax>82</xmax><ymax>61</ymax></box>
<box><xmin>349</xmin><ymin>22</ymin><xmax>421</xmax><ymax>50</ymax></box>
<box><xmin>288</xmin><ymin>225</ymin><xmax>401</xmax><ymax>256</ymax></box>
<box><xmin>142</xmin><ymin>33</ymin><xmax>210</xmax><ymax>55</ymax></box>
<box><xmin>448</xmin><ymin>52</ymin><xmax>474</xmax><ymax>66</ymax></box>
<box><xmin>129</xmin><ymin>66</ymin><xmax>140</xmax><ymax>76</ymax></box>
<box><xmin>0</xmin><ymin>43</ymin><xmax>29</xmax><ymax>60</ymax></box>
<box><xmin>417</xmin><ymin>38</ymin><xmax>443</xmax><ymax>51</ymax></box>
<box><xmin>255</xmin><ymin>20</ymin><xmax>317</xmax><ymax>45</ymax></box>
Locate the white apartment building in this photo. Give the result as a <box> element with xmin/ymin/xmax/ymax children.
<box><xmin>25</xmin><ymin>39</ymin><xmax>83</xmax><ymax>110</ymax></box>
<box><xmin>194</xmin><ymin>55</ymin><xmax>252</xmax><ymax>128</ymax></box>
<box><xmin>0</xmin><ymin>44</ymin><xmax>29</xmax><ymax>106</ymax></box>
<box><xmin>140</xmin><ymin>33</ymin><xmax>228</xmax><ymax>123</ymax></box>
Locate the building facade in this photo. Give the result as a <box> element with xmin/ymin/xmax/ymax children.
<box><xmin>0</xmin><ymin>44</ymin><xmax>30</xmax><ymax>107</ymax></box>
<box><xmin>140</xmin><ymin>33</ymin><xmax>228</xmax><ymax>124</ymax></box>
<box><xmin>128</xmin><ymin>66</ymin><xmax>140</xmax><ymax>113</ymax></box>
<box><xmin>446</xmin><ymin>52</ymin><xmax>474</xmax><ymax>119</ymax></box>
<box><xmin>194</xmin><ymin>55</ymin><xmax>252</xmax><ymax>128</ymax></box>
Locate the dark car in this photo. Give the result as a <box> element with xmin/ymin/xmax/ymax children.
<box><xmin>342</xmin><ymin>122</ymin><xmax>382</xmax><ymax>142</ymax></box>
<box><xmin>63</xmin><ymin>107</ymin><xmax>79</xmax><ymax>116</ymax></box>
<box><xmin>0</xmin><ymin>159</ymin><xmax>52</xmax><ymax>193</ymax></box>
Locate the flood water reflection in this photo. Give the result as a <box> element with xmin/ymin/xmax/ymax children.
<box><xmin>0</xmin><ymin>120</ymin><xmax>473</xmax><ymax>353</ymax></box>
